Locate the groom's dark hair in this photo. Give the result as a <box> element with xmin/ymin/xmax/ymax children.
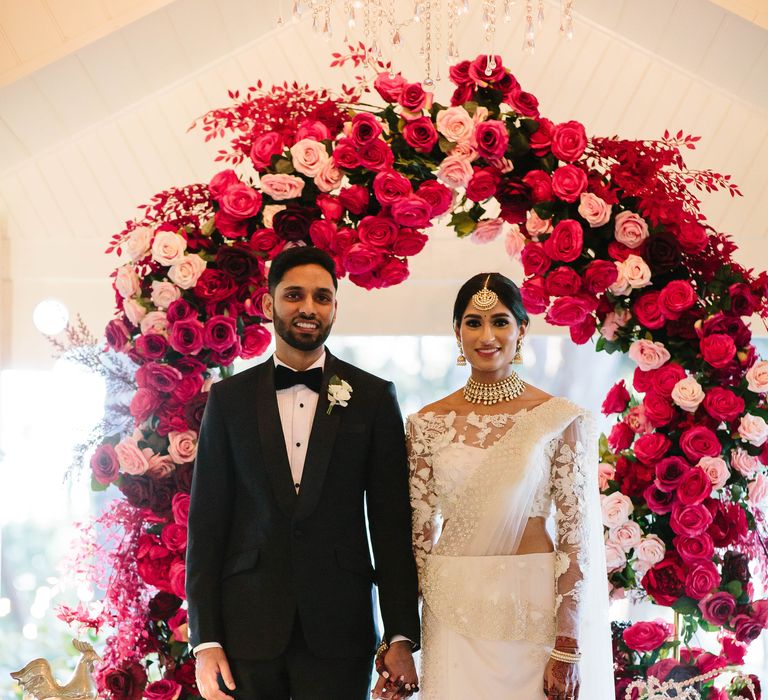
<box><xmin>268</xmin><ymin>246</ymin><xmax>338</xmax><ymax>293</ymax></box>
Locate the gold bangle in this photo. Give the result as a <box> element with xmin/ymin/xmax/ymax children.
<box><xmin>375</xmin><ymin>639</ymin><xmax>389</xmax><ymax>662</ymax></box>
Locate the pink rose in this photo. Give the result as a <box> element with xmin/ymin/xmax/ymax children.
<box><xmin>601</xmin><ymin>491</ymin><xmax>634</xmax><ymax>528</ymax></box>
<box><xmin>123</xmin><ymin>298</ymin><xmax>147</xmax><ymax>326</ymax></box>
<box><xmin>436</xmin><ymin>106</ymin><xmax>474</xmax><ymax>143</ymax></box>
<box><xmin>614</xmin><ymin>211</ymin><xmax>649</xmax><ymax>248</ymax></box>
<box><xmin>416</xmin><ymin>181</ymin><xmax>453</xmax><ymax>217</ymax></box>
<box><xmin>250</xmin><ymin>132</ymin><xmax>284</xmax><ymax>169</ymax></box>
<box><xmin>124</xmin><ymin>225</ymin><xmax>153</xmax><ymax>261</ymax></box>
<box><xmin>115</xmin><ymin>264</ymin><xmax>141</xmax><ymax>299</ymax></box>
<box><xmin>402</xmin><ymin>116</ymin><xmax>439</xmax><ymax>153</ymax></box>
<box><xmin>504</xmin><ymin>226</ymin><xmax>526</xmax><ymax>260</ymax></box>
<box><xmin>438</xmin><ymin>154</ymin><xmax>474</xmax><ymax>189</ymax></box>
<box><xmin>623</xmin><ymin>620</ymin><xmax>673</xmax><ymax>652</ymax></box>
<box><xmin>219</xmin><ymin>183</ymin><xmax>263</xmax><ymax>219</ymax></box>
<box><xmin>289</xmin><ymin>139</ymin><xmax>329</xmax><ymax>177</ymax></box>
<box><xmin>314</xmin><ymin>160</ymin><xmax>343</xmax><ymax>193</ymax></box>
<box><xmin>295</xmin><ymin>119</ymin><xmax>331</xmax><ymax>142</ymax></box>
<box><xmin>151</xmin><ymin>231</ymin><xmax>187</xmax><ymax>266</ymax></box>
<box><xmin>628</xmin><ymin>339</ymin><xmax>671</xmax><ymax>371</ymax></box>
<box><xmin>748</xmin><ymin>472</ymin><xmax>768</xmax><ymax>507</ymax></box>
<box><xmin>626</xmin><ymin>405</ymin><xmax>652</xmax><ymax>434</ymax></box>
<box><xmin>599</xmin><ymin>308</ymin><xmax>631</xmax><ymax>341</ymax></box>
<box><xmin>260</xmin><ymin>174</ymin><xmax>305</xmax><ymax>200</ymax></box>
<box><xmin>551</xmin><ymin>164</ymin><xmax>588</xmax><ymax>203</ymax></box>
<box><xmin>466</xmin><ymin>217</ymin><xmax>503</xmax><ymax>244</ymax></box>
<box><xmin>621</xmin><ymin>254</ymin><xmax>652</xmax><ymax>289</ymax></box>
<box><xmin>658</xmin><ymin>279</ymin><xmax>697</xmax><ymax>319</ymax></box>
<box><xmin>241</xmin><ymin>324</ymin><xmax>271</xmax><ymax>359</ymax></box>
<box><xmin>208</xmin><ymin>169</ymin><xmax>240</xmax><ymax>199</ymax></box>
<box><xmin>746</xmin><ymin>360</ymin><xmax>768</xmax><ymax>394</ymax></box>
<box><xmin>168</xmin><ymin>430</ymin><xmax>197</xmax><ymax>464</ymax></box>
<box><xmin>738</xmin><ymin>414</ymin><xmax>768</xmax><ymax>446</ymax></box>
<box><xmin>150</xmin><ymin>281</ymin><xmax>181</xmax><ymax>310</ymax></box>
<box><xmin>731</xmin><ymin>448</ymin><xmax>760</xmax><ymax>477</ymax></box>
<box><xmin>700</xmin><ymin>333</ymin><xmax>737</xmax><ymax>368</ymax></box>
<box><xmin>578</xmin><ymin>192</ymin><xmax>612</xmax><ymax>227</ymax></box>
<box><xmin>525</xmin><ymin>210</ymin><xmax>553</xmax><ymax>238</ymax></box>
<box><xmin>473</xmin><ymin>120</ymin><xmax>508</xmax><ymax>161</ymax></box>
<box><xmin>635</xmin><ymin>535</ymin><xmax>666</xmax><ymax>568</ymax></box>
<box><xmin>349</xmin><ymin>112</ymin><xmax>383</xmax><ymax>146</ymax></box>
<box><xmin>140</xmin><ymin>311</ymin><xmax>169</xmax><ymax>337</ymax></box>
<box><xmin>116</xmin><ymin>437</ymin><xmax>150</xmax><ymax>475</ymax></box>
<box><xmin>168</xmin><ymin>255</ymin><xmax>207</xmax><ymax>290</ymax></box>
<box><xmin>543</xmin><ymin>219</ymin><xmax>583</xmax><ymax>262</ymax></box>
<box><xmin>671</xmin><ymin>376</ymin><xmax>705</xmax><ymax>412</ymax></box>
<box><xmin>598</xmin><ymin>462</ymin><xmax>615</xmax><ymax>491</ymax></box>
<box><xmin>373</xmin><ymin>170</ymin><xmax>412</xmax><ymax>206</ymax></box>
<box><xmin>605</xmin><ymin>541</ymin><xmax>627</xmax><ymax>573</ymax></box>
<box><xmin>698</xmin><ymin>457</ymin><xmax>729</xmax><ymax>490</ymax></box>
<box><xmin>608</xmin><ymin>520</ymin><xmax>642</xmax><ymax>552</ymax></box>
<box><xmin>391</xmin><ymin>196</ymin><xmax>432</xmax><ymax>228</ymax></box>
<box><xmin>551</xmin><ymin>120</ymin><xmax>587</xmax><ymax>162</ymax></box>
<box><xmin>373</xmin><ymin>71</ymin><xmax>407</xmax><ymax>102</ymax></box>
<box><xmin>670</xmin><ymin>503</ymin><xmax>713</xmax><ymax>537</ymax></box>
<box><xmin>358</xmin><ymin>216</ymin><xmax>399</xmax><ymax>248</ymax></box>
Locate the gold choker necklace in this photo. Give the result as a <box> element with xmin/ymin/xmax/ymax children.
<box><xmin>464</xmin><ymin>372</ymin><xmax>526</xmax><ymax>405</ymax></box>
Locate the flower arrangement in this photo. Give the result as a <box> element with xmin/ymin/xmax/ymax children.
<box><xmin>60</xmin><ymin>46</ymin><xmax>767</xmax><ymax>699</ymax></box>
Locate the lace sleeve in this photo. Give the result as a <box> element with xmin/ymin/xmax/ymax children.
<box><xmin>406</xmin><ymin>415</ymin><xmax>439</xmax><ymax>585</ymax></box>
<box><xmin>551</xmin><ymin>413</ymin><xmax>590</xmax><ymax>642</ymax></box>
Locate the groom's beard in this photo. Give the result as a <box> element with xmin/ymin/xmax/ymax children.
<box><xmin>272</xmin><ymin>312</ymin><xmax>333</xmax><ymax>352</ymax></box>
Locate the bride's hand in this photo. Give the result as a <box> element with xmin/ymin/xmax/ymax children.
<box><xmin>543</xmin><ymin>656</ymin><xmax>580</xmax><ymax>700</ymax></box>
<box><xmin>371</xmin><ymin>641</ymin><xmax>418</xmax><ymax>699</ymax></box>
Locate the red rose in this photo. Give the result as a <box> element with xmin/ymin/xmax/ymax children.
<box><xmin>450</xmin><ymin>83</ymin><xmax>474</xmax><ymax>106</ymax></box>
<box><xmin>249</xmin><ymin>132</ymin><xmax>283</xmax><ymax>169</ymax></box>
<box><xmin>148</xmin><ymin>591</ymin><xmax>182</xmax><ymax>621</ymax></box>
<box><xmin>551</xmin><ymin>120</ymin><xmax>588</xmax><ymax>162</ymax></box>
<box><xmin>448</xmin><ymin>60</ymin><xmax>471</xmax><ymax>86</ymax></box>
<box><xmin>134</xmin><ymin>333</ymin><xmax>168</xmax><ymax>361</ymax></box>
<box><xmin>338</xmin><ymin>185</ymin><xmax>370</xmax><ymax>215</ymax></box>
<box><xmin>676</xmin><ymin>221</ymin><xmax>709</xmax><ymax>254</ymax></box>
<box><xmin>545</xmin><ymin>266</ymin><xmax>582</xmax><ymax>296</ymax></box>
<box><xmin>344</xmin><ymin>243</ymin><xmax>383</xmax><ymax>275</ymax></box>
<box><xmin>529</xmin><ymin>117</ymin><xmax>554</xmax><ymax>156</ymax></box>
<box><xmin>583</xmin><ymin>260</ymin><xmax>618</xmax><ymax>294</ymax></box>
<box><xmin>633</xmin><ymin>367</ymin><xmax>655</xmax><ymax>393</ymax></box>
<box><xmin>602</xmin><ymin>380</ymin><xmax>630</xmax><ymax>415</ymax></box>
<box><xmin>707</xmin><ymin>500</ymin><xmax>748</xmax><ymax>547</ymax></box>
<box><xmin>545</xmin><ymin>295</ymin><xmax>595</xmax><ymax>327</ymax></box>
<box><xmin>169</xmin><ymin>558</ymin><xmax>186</xmax><ymax>598</ymax></box>
<box><xmin>100</xmin><ymin>663</ymin><xmax>148</xmax><ymax>700</ymax></box>
<box><xmin>391</xmin><ymin>196</ymin><xmax>432</xmax><ymax>229</ymax></box>
<box><xmin>249</xmin><ymin>228</ymin><xmax>283</xmax><ymax>257</ymax></box>
<box><xmin>474</xmin><ymin>120</ymin><xmax>509</xmax><ymax>161</ymax></box>
<box><xmin>608</xmin><ymin>421</ymin><xmax>635</xmax><ymax>451</ymax></box>
<box><xmin>144</xmin><ymin>679</ymin><xmax>181</xmax><ymax>700</ymax></box>
<box><xmin>651</xmin><ymin>363</ymin><xmax>687</xmax><ymax>398</ymax></box>
<box><xmin>416</xmin><ymin>180</ymin><xmax>453</xmax><ymax>217</ymax></box>
<box><xmin>508</xmin><ymin>87</ymin><xmax>540</xmax><ymax>117</ymax></box>
<box><xmin>642</xmin><ymin>392</ymin><xmax>675</xmax><ymax>428</ymax></box>
<box><xmin>644</xmin><ymin>484</ymin><xmax>675</xmax><ymax>514</ymax></box>
<box><xmin>521</xmin><ymin>242</ymin><xmax>551</xmax><ymax>276</ymax></box>
<box><xmin>543</xmin><ymin>219</ymin><xmax>583</xmax><ymax>262</ymax></box>
<box><xmin>160</xmin><ymin>523</ymin><xmax>188</xmax><ymax>553</ymax></box>
<box><xmin>733</xmin><ymin>614</ymin><xmax>763</xmax><ymax>643</ymax></box>
<box><xmin>551</xmin><ymin>165</ymin><xmax>588</xmax><ymax>203</ymax></box>
<box><xmin>677</xmin><ymin>467</ymin><xmax>712</xmax><ymax>505</ymax></box>
<box><xmin>208</xmin><ymin>169</ymin><xmax>240</xmax><ymax>199</ymax></box>
<box><xmin>703</xmin><ymin>387</ymin><xmax>745</xmax><ymax>423</ymax></box>
<box><xmin>700</xmin><ymin>333</ymin><xmax>737</xmax><ymax>368</ymax></box>
<box><xmin>358</xmin><ymin>139</ymin><xmax>394</xmax><ymax>171</ymax></box>
<box><xmin>193</xmin><ymin>269</ymin><xmax>237</xmax><ymax>303</ymax></box>
<box><xmin>392</xmin><ymin>229</ymin><xmax>428</xmax><ymax>256</ymax></box>
<box><xmin>614</xmin><ymin>457</ymin><xmax>654</xmax><ymax>497</ymax></box>
<box><xmin>632</xmin><ymin>291</ymin><xmax>666</xmax><ymax>329</ymax></box>
<box><xmin>309</xmin><ymin>220</ymin><xmax>336</xmax><ymax>249</ymax></box>
<box><xmin>316</xmin><ymin>194</ymin><xmax>344</xmax><ymax>222</ymax></box>
<box><xmin>173</xmin><ymin>659</ymin><xmax>198</xmax><ymax>695</ymax></box>
<box><xmin>136</xmin><ymin>362</ymin><xmax>181</xmax><ymax>393</ymax></box>
<box><xmin>402</xmin><ymin>116</ymin><xmax>439</xmax><ymax>153</ymax></box>
<box><xmin>273</xmin><ymin>206</ymin><xmax>312</xmax><ymax>243</ymax></box>
<box><xmin>374</xmin><ymin>71</ymin><xmax>407</xmax><ymax>101</ymax></box>
<box><xmin>721</xmin><ymin>636</ymin><xmax>747</xmax><ymax>665</ymax></box>
<box><xmin>241</xmin><ymin>324</ymin><xmax>271</xmax><ymax>359</ymax></box>
<box><xmin>655</xmin><ymin>456</ymin><xmax>690</xmax><ymax>492</ymax></box>
<box><xmin>358</xmin><ymin>215</ymin><xmax>399</xmax><ymax>248</ymax></box>
<box><xmin>373</xmin><ymin>170</ymin><xmax>412</xmax><ymax>206</ymax></box>
<box><xmin>105</xmin><ymin>319</ymin><xmax>131</xmax><ymax>352</ymax></box>
<box><xmin>634</xmin><ymin>433</ymin><xmax>672</xmax><ymax>463</ymax></box>
<box><xmin>642</xmin><ymin>555</ymin><xmax>686</xmax><ymax>606</ymax></box>
<box><xmin>91</xmin><ymin>443</ymin><xmax>120</xmax><ymax>484</ymax></box>
<box><xmin>684</xmin><ymin>559</ymin><xmax>720</xmax><ymax>600</ymax></box>
<box><xmin>468</xmin><ymin>54</ymin><xmax>506</xmax><ymax>83</ymax></box>
<box><xmin>219</xmin><ymin>183</ymin><xmax>263</xmax><ymax>220</ymax></box>
<box><xmin>673</xmin><ymin>533</ymin><xmax>714</xmax><ymax>563</ymax></box>
<box><xmin>521</xmin><ymin>170</ymin><xmax>553</xmax><ymax>203</ymax></box>
<box><xmin>466</xmin><ymin>167</ymin><xmax>502</xmax><ymax>202</ymax></box>
<box><xmin>378</xmin><ymin>257</ymin><xmax>410</xmax><ymax>288</ymax></box>
<box><xmin>173</xmin><ymin>374</ymin><xmax>203</xmax><ymax>404</ymax></box>
<box><xmin>203</xmin><ymin>315</ymin><xmax>237</xmax><ymax>354</ymax></box>
<box><xmin>622</xmin><ymin>620</ymin><xmax>672</xmax><ymax>652</ymax></box>
<box><xmin>679</xmin><ymin>425</ymin><xmax>721</xmax><ymax>462</ymax></box>
<box><xmin>520</xmin><ymin>276</ymin><xmax>550</xmax><ymax>314</ymax></box>
<box><xmin>497</xmin><ymin>179</ymin><xmax>530</xmax><ymax>224</ymax></box>
<box><xmin>670</xmin><ymin>503</ymin><xmax>713</xmax><ymax>537</ymax></box>
<box><xmin>332</xmin><ymin>138</ymin><xmax>360</xmax><ymax>169</ymax></box>
<box><xmin>350</xmin><ymin>112</ymin><xmax>383</xmax><ymax>146</ymax></box>
<box><xmin>699</xmin><ymin>591</ymin><xmax>736</xmax><ymax>626</ymax></box>
<box><xmin>129</xmin><ymin>388</ymin><xmax>162</xmax><ymax>423</ymax></box>
<box><xmin>658</xmin><ymin>279</ymin><xmax>698</xmax><ymax>320</ymax></box>
<box><xmin>728</xmin><ymin>282</ymin><xmax>757</xmax><ymax>317</ymax></box>
<box><xmin>169</xmin><ymin>319</ymin><xmax>204</xmax><ymax>355</ymax></box>
<box><xmin>398</xmin><ymin>82</ymin><xmax>429</xmax><ymax>111</ymax></box>
<box><xmin>569</xmin><ymin>314</ymin><xmax>596</xmax><ymax>344</ymax></box>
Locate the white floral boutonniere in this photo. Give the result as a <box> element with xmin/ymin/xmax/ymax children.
<box><xmin>327</xmin><ymin>375</ymin><xmax>352</xmax><ymax>414</ymax></box>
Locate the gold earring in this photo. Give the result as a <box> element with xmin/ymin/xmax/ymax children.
<box><xmin>456</xmin><ymin>339</ymin><xmax>467</xmax><ymax>366</ymax></box>
<box><xmin>513</xmin><ymin>338</ymin><xmax>523</xmax><ymax>364</ymax></box>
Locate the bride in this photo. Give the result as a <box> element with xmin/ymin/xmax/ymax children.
<box><xmin>407</xmin><ymin>273</ymin><xmax>613</xmax><ymax>699</ymax></box>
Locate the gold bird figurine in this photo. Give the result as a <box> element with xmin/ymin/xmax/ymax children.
<box><xmin>10</xmin><ymin>639</ymin><xmax>100</xmax><ymax>700</ymax></box>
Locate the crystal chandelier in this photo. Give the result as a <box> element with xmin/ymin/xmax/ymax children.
<box><xmin>277</xmin><ymin>1</ymin><xmax>576</xmax><ymax>85</ymax></box>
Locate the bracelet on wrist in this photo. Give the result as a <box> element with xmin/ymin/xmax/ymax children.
<box><xmin>550</xmin><ymin>647</ymin><xmax>582</xmax><ymax>664</ymax></box>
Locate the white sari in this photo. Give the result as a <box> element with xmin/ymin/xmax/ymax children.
<box><xmin>407</xmin><ymin>397</ymin><xmax>613</xmax><ymax>699</ymax></box>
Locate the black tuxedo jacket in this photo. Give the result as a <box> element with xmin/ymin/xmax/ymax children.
<box><xmin>186</xmin><ymin>351</ymin><xmax>420</xmax><ymax>660</ymax></box>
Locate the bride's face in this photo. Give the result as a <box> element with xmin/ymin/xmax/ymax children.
<box><xmin>456</xmin><ymin>299</ymin><xmax>524</xmax><ymax>376</ymax></box>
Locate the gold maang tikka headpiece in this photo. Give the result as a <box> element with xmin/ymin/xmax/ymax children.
<box><xmin>471</xmin><ymin>275</ymin><xmax>498</xmax><ymax>311</ymax></box>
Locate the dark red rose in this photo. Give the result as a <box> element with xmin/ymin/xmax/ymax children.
<box><xmin>241</xmin><ymin>324</ymin><xmax>271</xmax><ymax>360</ymax></box>
<box><xmin>645</xmin><ymin>232</ymin><xmax>681</xmax><ymax>273</ymax></box>
<box><xmin>450</xmin><ymin>83</ymin><xmax>474</xmax><ymax>106</ymax></box>
<box><xmin>448</xmin><ymin>60</ymin><xmax>471</xmax><ymax>86</ymax></box>
<box><xmin>101</xmin><ymin>662</ymin><xmax>147</xmax><ymax>700</ymax></box>
<box><xmin>655</xmin><ymin>456</ymin><xmax>690</xmax><ymax>492</ymax></box>
<box><xmin>210</xmin><ymin>340</ymin><xmax>241</xmax><ymax>367</ymax></box>
<box><xmin>700</xmin><ymin>333</ymin><xmax>737</xmax><ymax>368</ymax></box>
<box><xmin>392</xmin><ymin>229</ymin><xmax>428</xmax><ymax>256</ymax></box>
<box><xmin>677</xmin><ymin>467</ymin><xmax>712</xmax><ymax>505</ymax></box>
<box><xmin>135</xmin><ymin>333</ymin><xmax>169</xmax><ymax>361</ymax></box>
<box><xmin>658</xmin><ymin>279</ymin><xmax>697</xmax><ymax>320</ymax></box>
<box><xmin>614</xmin><ymin>457</ymin><xmax>654</xmax><ymax>497</ymax></box>
<box><xmin>545</xmin><ymin>294</ymin><xmax>595</xmax><ymax>327</ymax></box>
<box><xmin>148</xmin><ymin>591</ymin><xmax>182</xmax><ymax>621</ymax></box>
<box><xmin>273</xmin><ymin>206</ymin><xmax>312</xmax><ymax>242</ymax></box>
<box><xmin>529</xmin><ymin>117</ymin><xmax>554</xmax><ymax>156</ymax></box>
<box><xmin>194</xmin><ymin>269</ymin><xmax>237</xmax><ymax>303</ymax></box>
<box><xmin>496</xmin><ymin>71</ymin><xmax>520</xmax><ymax>97</ymax></box>
<box><xmin>642</xmin><ymin>555</ymin><xmax>686</xmax><ymax>606</ymax></box>
<box><xmin>208</xmin><ymin>169</ymin><xmax>240</xmax><ymax>199</ymax></box>
<box><xmin>651</xmin><ymin>363</ymin><xmax>687</xmax><ymax>398</ymax></box>
<box><xmin>622</xmin><ymin>620</ymin><xmax>671</xmax><ymax>652</ymax></box>
<box><xmin>508</xmin><ymin>87</ymin><xmax>540</xmax><ymax>117</ymax></box>
<box><xmin>91</xmin><ymin>443</ymin><xmax>120</xmax><ymax>485</ymax></box>
<box><xmin>521</xmin><ymin>242</ymin><xmax>551</xmax><ymax>276</ymax></box>
<box><xmin>174</xmin><ymin>463</ymin><xmax>194</xmax><ymax>494</ymax></box>
<box><xmin>707</xmin><ymin>500</ymin><xmax>748</xmax><ymax>547</ymax></box>
<box><xmin>144</xmin><ymin>679</ymin><xmax>182</xmax><ymax>700</ymax></box>
<box><xmin>249</xmin><ymin>132</ymin><xmax>283</xmax><ymax>169</ymax></box>
<box><xmin>728</xmin><ymin>282</ymin><xmax>757</xmax><ymax>317</ymax></box>
<box><xmin>173</xmin><ymin>660</ymin><xmax>198</xmax><ymax>695</ymax></box>
<box><xmin>169</xmin><ymin>319</ymin><xmax>204</xmax><ymax>356</ymax></box>
<box><xmin>673</xmin><ymin>533</ymin><xmax>714</xmax><ymax>564</ymax></box>
<box><xmin>733</xmin><ymin>614</ymin><xmax>763</xmax><ymax>643</ymax></box>
<box><xmin>216</xmin><ymin>245</ymin><xmax>261</xmax><ymax>283</ymax></box>
<box><xmin>399</xmin><ymin>82</ymin><xmax>429</xmax><ymax>111</ymax></box>
<box><xmin>722</xmin><ymin>550</ymin><xmax>750</xmax><ymax>585</ymax></box>
<box><xmin>359</xmin><ymin>138</ymin><xmax>395</xmax><ymax>171</ymax></box>
<box><xmin>703</xmin><ymin>387</ymin><xmax>745</xmax><ymax>423</ymax></box>
<box><xmin>184</xmin><ymin>393</ymin><xmax>208</xmax><ymax>433</ymax></box>
<box><xmin>105</xmin><ymin>319</ymin><xmax>131</xmax><ymax>352</ymax></box>
<box><xmin>543</xmin><ymin>219</ymin><xmax>583</xmax><ymax>262</ymax></box>
<box><xmin>602</xmin><ymin>380</ymin><xmax>630</xmax><ymax>415</ymax></box>
<box><xmin>583</xmin><ymin>260</ymin><xmax>618</xmax><ymax>294</ymax></box>
<box><xmin>643</xmin><ymin>392</ymin><xmax>675</xmax><ymax>428</ymax></box>
<box><xmin>149</xmin><ymin>476</ymin><xmax>175</xmax><ymax>518</ymax></box>
<box><xmin>350</xmin><ymin>112</ymin><xmax>383</xmax><ymax>146</ymax></box>
<box><xmin>700</xmin><ymin>312</ymin><xmax>751</xmax><ymax>347</ymax></box>
<box><xmin>545</xmin><ymin>266</ymin><xmax>582</xmax><ymax>296</ymax></box>
<box><xmin>609</xmin><ymin>421</ymin><xmax>635</xmax><ymax>451</ymax></box>
<box><xmin>699</xmin><ymin>591</ymin><xmax>736</xmax><ymax>626</ymax></box>
<box><xmin>467</xmin><ymin>167</ymin><xmax>502</xmax><ymax>202</ymax></box>
<box><xmin>551</xmin><ymin>165</ymin><xmax>588</xmax><ymax>203</ymax></box>
<box><xmin>644</xmin><ymin>484</ymin><xmax>675</xmax><ymax>514</ymax></box>
<box><xmin>474</xmin><ymin>120</ymin><xmax>509</xmax><ymax>161</ymax></box>
<box><xmin>520</xmin><ymin>276</ymin><xmax>550</xmax><ymax>314</ymax></box>
<box><xmin>339</xmin><ymin>185</ymin><xmax>370</xmax><ymax>215</ymax></box>
<box><xmin>551</xmin><ymin>120</ymin><xmax>587</xmax><ymax>162</ymax></box>
<box><xmin>634</xmin><ymin>432</ymin><xmax>672</xmax><ymax>464</ymax></box>
<box><xmin>119</xmin><ymin>474</ymin><xmax>152</xmax><ymax>510</ymax></box>
<box><xmin>522</xmin><ymin>170</ymin><xmax>553</xmax><ymax>203</ymax></box>
<box><xmin>416</xmin><ymin>180</ymin><xmax>453</xmax><ymax>217</ymax></box>
<box><xmin>679</xmin><ymin>426</ymin><xmax>721</xmax><ymax>462</ymax></box>
<box><xmin>676</xmin><ymin>221</ymin><xmax>709</xmax><ymax>254</ymax></box>
<box><xmin>402</xmin><ymin>116</ymin><xmax>439</xmax><ymax>153</ymax></box>
<box><xmin>497</xmin><ymin>179</ymin><xmax>530</xmax><ymax>225</ymax></box>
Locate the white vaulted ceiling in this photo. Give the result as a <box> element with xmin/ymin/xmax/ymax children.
<box><xmin>0</xmin><ymin>0</ymin><xmax>767</xmax><ymax>367</ymax></box>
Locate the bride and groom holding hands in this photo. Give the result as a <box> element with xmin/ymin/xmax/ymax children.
<box><xmin>186</xmin><ymin>246</ymin><xmax>612</xmax><ymax>700</ymax></box>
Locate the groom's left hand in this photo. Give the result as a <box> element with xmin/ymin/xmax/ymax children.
<box><xmin>371</xmin><ymin>641</ymin><xmax>418</xmax><ymax>699</ymax></box>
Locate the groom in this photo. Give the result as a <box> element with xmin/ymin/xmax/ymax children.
<box><xmin>186</xmin><ymin>246</ymin><xmax>420</xmax><ymax>699</ymax></box>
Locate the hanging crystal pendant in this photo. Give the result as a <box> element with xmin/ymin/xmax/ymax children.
<box><xmin>312</xmin><ymin>12</ymin><xmax>321</xmax><ymax>31</ymax></box>
<box><xmin>461</xmin><ymin>0</ymin><xmax>470</xmax><ymax>14</ymax></box>
<box><xmin>291</xmin><ymin>0</ymin><xmax>303</xmax><ymax>21</ymax></box>
<box><xmin>523</xmin><ymin>17</ymin><xmax>535</xmax><ymax>53</ymax></box>
<box><xmin>392</xmin><ymin>28</ymin><xmax>402</xmax><ymax>46</ymax></box>
<box><xmin>322</xmin><ymin>15</ymin><xmax>332</xmax><ymax>39</ymax></box>
<box><xmin>347</xmin><ymin>7</ymin><xmax>356</xmax><ymax>27</ymax></box>
<box><xmin>504</xmin><ymin>0</ymin><xmax>515</xmax><ymax>22</ymax></box>
<box><xmin>414</xmin><ymin>1</ymin><xmax>422</xmax><ymax>22</ymax></box>
<box><xmin>537</xmin><ymin>1</ymin><xmax>545</xmax><ymax>28</ymax></box>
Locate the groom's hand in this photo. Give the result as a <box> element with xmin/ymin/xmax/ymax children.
<box><xmin>371</xmin><ymin>641</ymin><xmax>418</xmax><ymax>699</ymax></box>
<box><xmin>195</xmin><ymin>647</ymin><xmax>236</xmax><ymax>700</ymax></box>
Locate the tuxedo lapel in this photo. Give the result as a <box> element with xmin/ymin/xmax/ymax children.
<box><xmin>294</xmin><ymin>352</ymin><xmax>342</xmax><ymax>521</ymax></box>
<box><xmin>255</xmin><ymin>359</ymin><xmax>298</xmax><ymax>517</ymax></box>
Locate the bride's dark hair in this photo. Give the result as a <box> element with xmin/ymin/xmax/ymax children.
<box><xmin>452</xmin><ymin>273</ymin><xmax>529</xmax><ymax>329</ymax></box>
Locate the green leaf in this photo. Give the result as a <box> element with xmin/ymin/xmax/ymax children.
<box><xmin>274</xmin><ymin>157</ymin><xmax>295</xmax><ymax>174</ymax></box>
<box><xmin>450</xmin><ymin>211</ymin><xmax>477</xmax><ymax>237</ymax></box>
<box><xmin>725</xmin><ymin>580</ymin><xmax>743</xmax><ymax>598</ymax></box>
<box><xmin>671</xmin><ymin>596</ymin><xmax>698</xmax><ymax>615</ymax></box>
<box><xmin>90</xmin><ymin>476</ymin><xmax>109</xmax><ymax>492</ymax></box>
<box><xmin>200</xmin><ymin>217</ymin><xmax>216</xmax><ymax>237</ymax></box>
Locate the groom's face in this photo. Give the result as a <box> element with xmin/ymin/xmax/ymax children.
<box><xmin>265</xmin><ymin>263</ymin><xmax>337</xmax><ymax>353</ymax></box>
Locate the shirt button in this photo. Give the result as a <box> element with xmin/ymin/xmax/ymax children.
<box><xmin>296</xmin><ymin>442</ymin><xmax>301</xmax><ymax>447</ymax></box>
<box><xmin>299</xmin><ymin>403</ymin><xmax>304</xmax><ymax>408</ymax></box>
<box><xmin>294</xmin><ymin>483</ymin><xmax>300</xmax><ymax>490</ymax></box>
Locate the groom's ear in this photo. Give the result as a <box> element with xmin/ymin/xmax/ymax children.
<box><xmin>263</xmin><ymin>292</ymin><xmax>274</xmax><ymax>321</ymax></box>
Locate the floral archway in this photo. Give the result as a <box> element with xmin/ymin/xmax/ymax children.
<box><xmin>59</xmin><ymin>48</ymin><xmax>768</xmax><ymax>700</ymax></box>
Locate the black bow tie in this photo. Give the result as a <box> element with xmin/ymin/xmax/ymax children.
<box><xmin>274</xmin><ymin>364</ymin><xmax>323</xmax><ymax>393</ymax></box>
